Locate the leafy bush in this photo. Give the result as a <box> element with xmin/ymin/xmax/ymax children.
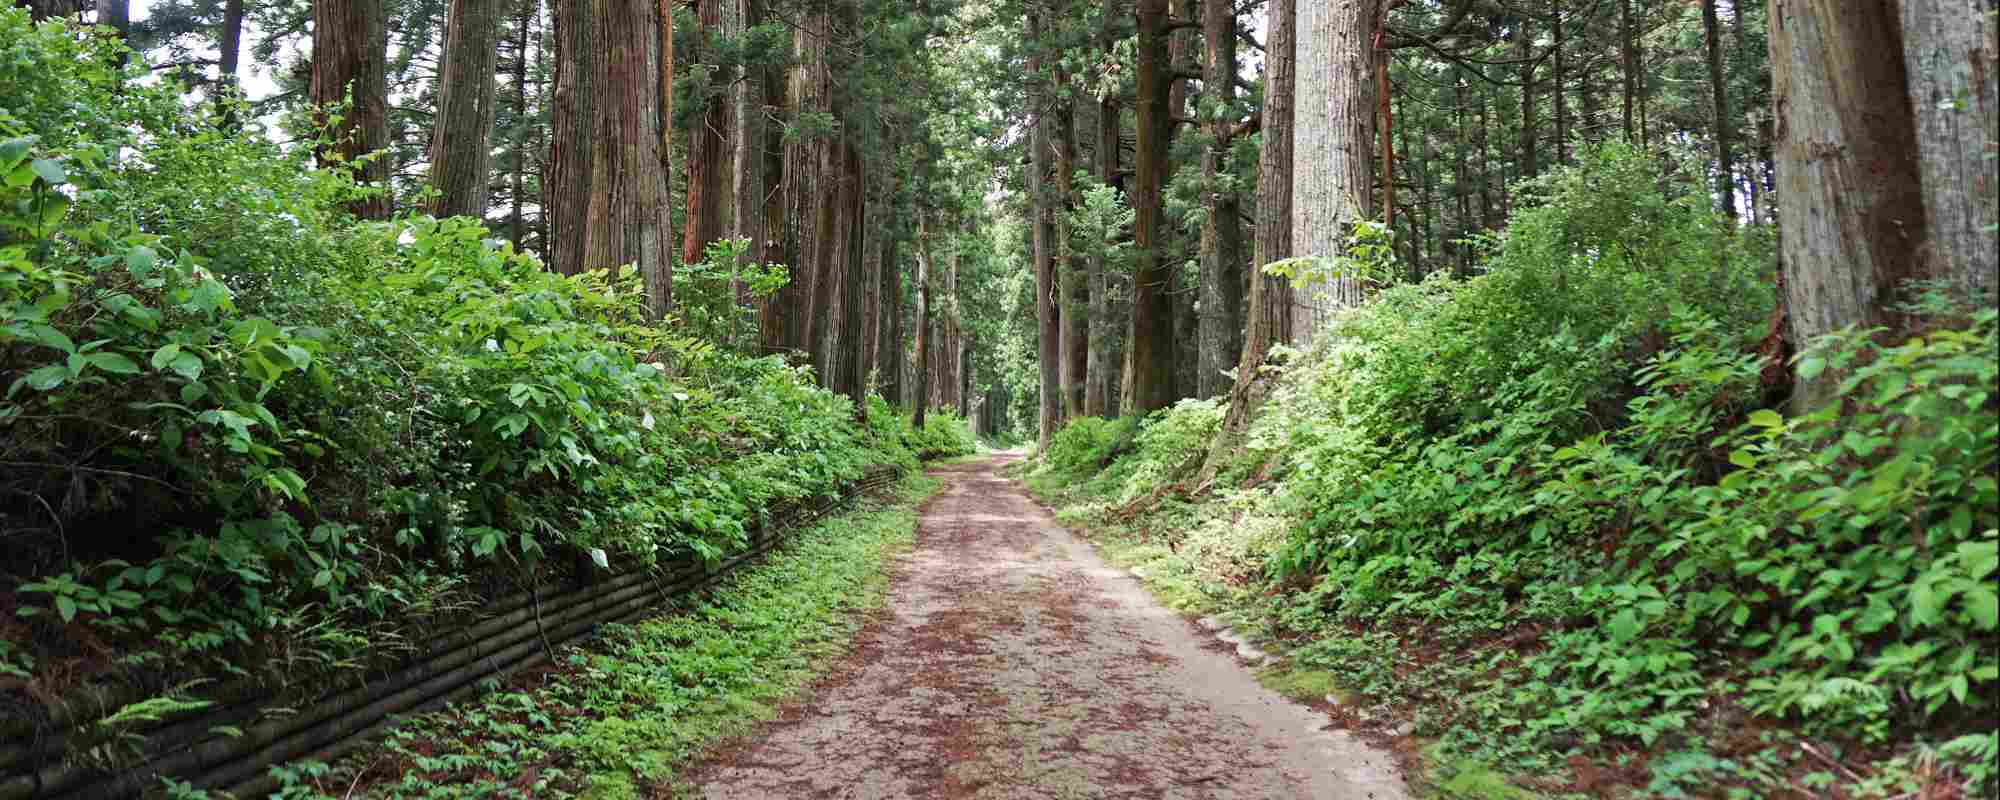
<box><xmin>909</xmin><ymin>410</ymin><xmax>978</xmax><ymax>459</ymax></box>
<box><xmin>1029</xmin><ymin>140</ymin><xmax>1996</xmax><ymax>794</ymax></box>
<box><xmin>0</xmin><ymin>13</ymin><xmax>898</xmax><ymax>698</ymax></box>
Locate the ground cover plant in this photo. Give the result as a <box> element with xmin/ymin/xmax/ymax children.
<box><xmin>1024</xmin><ymin>146</ymin><xmax>1999</xmax><ymax>798</ymax></box>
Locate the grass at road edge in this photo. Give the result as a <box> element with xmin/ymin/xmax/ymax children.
<box><xmin>257</xmin><ymin>472</ymin><xmax>943</xmax><ymax>800</ymax></box>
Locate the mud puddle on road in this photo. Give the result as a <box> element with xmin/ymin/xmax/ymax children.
<box><xmin>682</xmin><ymin>455</ymin><xmax>1410</xmax><ymax>799</ymax></box>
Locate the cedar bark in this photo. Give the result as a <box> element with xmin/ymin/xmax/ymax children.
<box><xmin>1029</xmin><ymin>8</ymin><xmax>1063</xmax><ymax>446</ymax></box>
<box><xmin>1519</xmin><ymin>13</ymin><xmax>1538</xmax><ymax>180</ymax></box>
<box><xmin>1194</xmin><ymin>0</ymin><xmax>1244</xmax><ymax>399</ymax></box>
<box><xmin>546</xmin><ymin>0</ymin><xmax>597</xmax><ymax>275</ymax></box>
<box><xmin>311</xmin><ymin>0</ymin><xmax>393</xmax><ymax>219</ymax></box>
<box><xmin>1057</xmin><ymin>95</ymin><xmax>1090</xmax><ymax>420</ymax></box>
<box><xmin>1201</xmin><ymin>0</ymin><xmax>1294</xmax><ymax>478</ymax></box>
<box><xmin>1089</xmin><ymin>98</ymin><xmax>1121</xmax><ymax>418</ymax></box>
<box><xmin>729</xmin><ymin>0</ymin><xmax>766</xmax><ymax>272</ymax></box>
<box><xmin>1127</xmin><ymin>0</ymin><xmax>1177</xmax><ymax>413</ymax></box>
<box><xmin>1899</xmin><ymin>0</ymin><xmax>1998</xmax><ymax>298</ymax></box>
<box><xmin>428</xmin><ymin>0</ymin><xmax>502</xmax><ymax>220</ymax></box>
<box><xmin>1768</xmin><ymin>0</ymin><xmax>1927</xmax><ymax>405</ymax></box>
<box><xmin>683</xmin><ymin>0</ymin><xmax>730</xmax><ymax>266</ymax></box>
<box><xmin>1553</xmin><ymin>0</ymin><xmax>1568</xmax><ymax>166</ymax></box>
<box><xmin>912</xmin><ymin>215</ymin><xmax>932</xmax><ymax>427</ymax></box>
<box><xmin>1702</xmin><ymin>0</ymin><xmax>1737</xmax><ymax>219</ymax></box>
<box><xmin>547</xmin><ymin>0</ymin><xmax>671</xmax><ymax>312</ymax></box>
<box><xmin>1620</xmin><ymin>0</ymin><xmax>1635</xmax><ymax>141</ymax></box>
<box><xmin>1288</xmin><ymin>0</ymin><xmax>1374</xmax><ymax>339</ymax></box>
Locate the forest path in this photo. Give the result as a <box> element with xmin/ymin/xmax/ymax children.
<box><xmin>683</xmin><ymin>454</ymin><xmax>1409</xmax><ymax>799</ymax></box>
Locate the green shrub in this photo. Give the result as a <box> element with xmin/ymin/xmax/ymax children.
<box><xmin>0</xmin><ymin>13</ymin><xmax>896</xmax><ymax>692</ymax></box>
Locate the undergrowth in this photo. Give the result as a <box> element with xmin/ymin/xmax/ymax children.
<box><xmin>0</xmin><ymin>11</ymin><xmax>949</xmax><ymax>744</ymax></box>
<box><xmin>226</xmin><ymin>472</ymin><xmax>941</xmax><ymax>799</ymax></box>
<box><xmin>1025</xmin><ymin>144</ymin><xmax>1999</xmax><ymax>798</ymax></box>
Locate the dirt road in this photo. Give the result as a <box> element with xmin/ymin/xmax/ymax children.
<box><xmin>687</xmin><ymin>455</ymin><xmax>1409</xmax><ymax>799</ymax></box>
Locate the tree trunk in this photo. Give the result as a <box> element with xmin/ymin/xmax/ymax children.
<box><xmin>584</xmin><ymin>0</ymin><xmax>674</xmax><ymax>319</ymax></box>
<box><xmin>311</xmin><ymin>0</ymin><xmax>394</xmax><ymax>219</ymax></box>
<box><xmin>912</xmin><ymin>217</ymin><xmax>931</xmax><ymax>427</ymax></box>
<box><xmin>1056</xmin><ymin>86</ymin><xmax>1090</xmax><ymax>420</ymax></box>
<box><xmin>507</xmin><ymin>0</ymin><xmax>533</xmax><ymax>245</ymax></box>
<box><xmin>93</xmin><ymin>0</ymin><xmax>126</xmax><ymax>40</ymax></box>
<box><xmin>547</xmin><ymin>0</ymin><xmax>597</xmax><ymax>275</ymax></box>
<box><xmin>429</xmin><ymin>0</ymin><xmax>501</xmax><ymax>220</ymax></box>
<box><xmin>1702</xmin><ymin>0</ymin><xmax>1737</xmax><ymax>220</ymax></box>
<box><xmin>1195</xmin><ymin>0</ymin><xmax>1244</xmax><ymax>400</ymax></box>
<box><xmin>843</xmin><ymin>144</ymin><xmax>869</xmax><ymax>409</ymax></box>
<box><xmin>1088</xmin><ymin>98</ymin><xmax>1120</xmax><ymax>418</ymax></box>
<box><xmin>1769</xmin><ymin>0</ymin><xmax>1927</xmax><ymax>405</ymax></box>
<box><xmin>1203</xmin><ymin>0</ymin><xmax>1294</xmax><ymax>478</ymax></box>
<box><xmin>1288</xmin><ymin>0</ymin><xmax>1374</xmax><ymax>339</ymax></box>
<box><xmin>1520</xmin><ymin>13</ymin><xmax>1538</xmax><ymax>180</ymax></box>
<box><xmin>880</xmin><ymin>234</ymin><xmax>904</xmax><ymax>406</ymax></box>
<box><xmin>1900</xmin><ymin>0</ymin><xmax>1998</xmax><ymax>298</ymax></box>
<box><xmin>1621</xmin><ymin>0</ymin><xmax>1634</xmax><ymax>141</ymax></box>
<box><xmin>1030</xmin><ymin>8</ymin><xmax>1064</xmax><ymax>446</ymax></box>
<box><xmin>682</xmin><ymin>0</ymin><xmax>730</xmax><ymax>266</ymax></box>
<box><xmin>1128</xmin><ymin>0</ymin><xmax>1178</xmax><ymax>413</ymax></box>
<box><xmin>729</xmin><ymin>0</ymin><xmax>766</xmax><ymax>276</ymax></box>
<box><xmin>1553</xmin><ymin>0</ymin><xmax>1568</xmax><ymax>167</ymax></box>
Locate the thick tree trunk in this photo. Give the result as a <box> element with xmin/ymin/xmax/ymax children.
<box><xmin>1029</xmin><ymin>9</ymin><xmax>1064</xmax><ymax>446</ymax></box>
<box><xmin>1769</xmin><ymin>0</ymin><xmax>1928</xmax><ymax>405</ymax></box>
<box><xmin>1900</xmin><ymin>0</ymin><xmax>1998</xmax><ymax>298</ymax></box>
<box><xmin>757</xmin><ymin>51</ymin><xmax>790</xmax><ymax>353</ymax></box>
<box><xmin>428</xmin><ymin>0</ymin><xmax>501</xmax><ymax>220</ymax></box>
<box><xmin>581</xmin><ymin>0</ymin><xmax>674</xmax><ymax>319</ymax></box>
<box><xmin>547</xmin><ymin>0</ymin><xmax>597</xmax><ymax>275</ymax></box>
<box><xmin>93</xmin><ymin>0</ymin><xmax>126</xmax><ymax>40</ymax></box>
<box><xmin>682</xmin><ymin>0</ymin><xmax>730</xmax><ymax>267</ymax></box>
<box><xmin>1195</xmin><ymin>0</ymin><xmax>1244</xmax><ymax>400</ymax></box>
<box><xmin>1127</xmin><ymin>0</ymin><xmax>1178</xmax><ymax>413</ymax></box>
<box><xmin>1288</xmin><ymin>0</ymin><xmax>1374</xmax><ymax>339</ymax></box>
<box><xmin>1201</xmin><ymin>0</ymin><xmax>1295</xmax><ymax>478</ymax></box>
<box><xmin>311</xmin><ymin>0</ymin><xmax>394</xmax><ymax>219</ymax></box>
<box><xmin>1702</xmin><ymin>0</ymin><xmax>1737</xmax><ymax>220</ymax></box>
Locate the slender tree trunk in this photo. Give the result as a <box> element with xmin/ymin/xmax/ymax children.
<box><xmin>1088</xmin><ymin>97</ymin><xmax>1119</xmax><ymax>418</ymax></box>
<box><xmin>1128</xmin><ymin>0</ymin><xmax>1178</xmax><ymax>412</ymax></box>
<box><xmin>216</xmin><ymin>0</ymin><xmax>246</xmax><ymax>123</ymax></box>
<box><xmin>508</xmin><ymin>0</ymin><xmax>532</xmax><ymax>245</ymax></box>
<box><xmin>1621</xmin><ymin>0</ymin><xmax>1634</xmax><ymax>141</ymax></box>
<box><xmin>1289</xmin><ymin>0</ymin><xmax>1374</xmax><ymax>338</ymax></box>
<box><xmin>1196</xmin><ymin>0</ymin><xmax>1244</xmax><ymax>399</ymax></box>
<box><xmin>1900</xmin><ymin>0</ymin><xmax>1998</xmax><ymax>298</ymax></box>
<box><xmin>1703</xmin><ymin>0</ymin><xmax>1737</xmax><ymax>220</ymax></box>
<box><xmin>729</xmin><ymin>0</ymin><xmax>766</xmax><ymax>273</ymax></box>
<box><xmin>843</xmin><ymin>143</ymin><xmax>869</xmax><ymax>408</ymax></box>
<box><xmin>1057</xmin><ymin>96</ymin><xmax>1090</xmax><ymax>419</ymax></box>
<box><xmin>1553</xmin><ymin>0</ymin><xmax>1568</xmax><ymax>167</ymax></box>
<box><xmin>429</xmin><ymin>0</ymin><xmax>501</xmax><ymax>220</ymax></box>
<box><xmin>1519</xmin><ymin>13</ymin><xmax>1538</xmax><ymax>180</ymax></box>
<box><xmin>912</xmin><ymin>216</ymin><xmax>931</xmax><ymax>427</ymax></box>
<box><xmin>880</xmin><ymin>234</ymin><xmax>904</xmax><ymax>405</ymax></box>
<box><xmin>312</xmin><ymin>0</ymin><xmax>393</xmax><ymax>219</ymax></box>
<box><xmin>1769</xmin><ymin>0</ymin><xmax>1928</xmax><ymax>405</ymax></box>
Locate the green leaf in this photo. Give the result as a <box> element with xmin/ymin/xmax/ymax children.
<box><xmin>1728</xmin><ymin>449</ymin><xmax>1757</xmax><ymax>469</ymax></box>
<box><xmin>88</xmin><ymin>352</ymin><xmax>141</xmax><ymax>375</ymax></box>
<box><xmin>29</xmin><ymin>158</ymin><xmax>64</xmax><ymax>185</ymax></box>
<box><xmin>126</xmin><ymin>245</ymin><xmax>157</xmax><ymax>277</ymax></box>
<box><xmin>1965</xmin><ymin>586</ymin><xmax>1998</xmax><ymax>631</ymax></box>
<box><xmin>23</xmin><ymin>364</ymin><xmax>67</xmax><ymax>391</ymax></box>
<box><xmin>150</xmin><ymin>343</ymin><xmax>182</xmax><ymax>370</ymax></box>
<box><xmin>169</xmin><ymin>352</ymin><xmax>202</xmax><ymax>381</ymax></box>
<box><xmin>55</xmin><ymin>596</ymin><xmax>76</xmax><ymax>623</ymax></box>
<box><xmin>0</xmin><ymin>138</ymin><xmax>30</xmax><ymax>171</ymax></box>
<box><xmin>1747</xmin><ymin>409</ymin><xmax>1784</xmax><ymax>428</ymax></box>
